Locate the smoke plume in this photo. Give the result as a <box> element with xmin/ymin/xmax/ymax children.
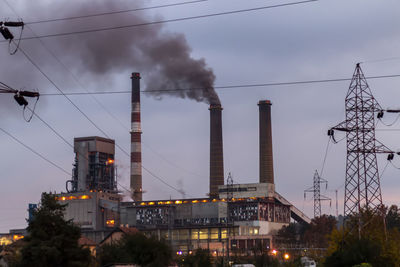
<box><xmin>16</xmin><ymin>0</ymin><xmax>220</xmax><ymax>105</ymax></box>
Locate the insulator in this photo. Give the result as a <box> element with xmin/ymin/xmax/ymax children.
<box><xmin>327</xmin><ymin>129</ymin><xmax>334</xmax><ymax>136</ymax></box>
<box><xmin>20</xmin><ymin>91</ymin><xmax>40</xmax><ymax>97</ymax></box>
<box><xmin>387</xmin><ymin>153</ymin><xmax>394</xmax><ymax>161</ymax></box>
<box><xmin>4</xmin><ymin>21</ymin><xmax>24</xmax><ymax>27</ymax></box>
<box><xmin>0</xmin><ymin>27</ymin><xmax>14</xmax><ymax>40</ymax></box>
<box><xmin>14</xmin><ymin>94</ymin><xmax>28</xmax><ymax>106</ymax></box>
<box><xmin>377</xmin><ymin>111</ymin><xmax>384</xmax><ymax>119</ymax></box>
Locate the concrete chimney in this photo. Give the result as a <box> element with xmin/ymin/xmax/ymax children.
<box><xmin>209</xmin><ymin>104</ymin><xmax>224</xmax><ymax>198</ymax></box>
<box><xmin>131</xmin><ymin>73</ymin><xmax>142</xmax><ymax>201</ymax></box>
<box><xmin>258</xmin><ymin>100</ymin><xmax>274</xmax><ymax>184</ymax></box>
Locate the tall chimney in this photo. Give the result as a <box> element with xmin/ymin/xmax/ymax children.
<box><xmin>209</xmin><ymin>104</ymin><xmax>224</xmax><ymax>198</ymax></box>
<box><xmin>258</xmin><ymin>100</ymin><xmax>274</xmax><ymax>184</ymax></box>
<box><xmin>131</xmin><ymin>73</ymin><xmax>142</xmax><ymax>201</ymax></box>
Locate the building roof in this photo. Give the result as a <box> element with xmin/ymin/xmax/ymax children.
<box><xmin>78</xmin><ymin>236</ymin><xmax>96</xmax><ymax>246</ymax></box>
<box><xmin>99</xmin><ymin>226</ymin><xmax>139</xmax><ymax>245</ymax></box>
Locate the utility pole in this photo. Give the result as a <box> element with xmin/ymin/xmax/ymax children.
<box><xmin>226</xmin><ymin>172</ymin><xmax>233</xmax><ymax>266</ymax></box>
<box><xmin>335</xmin><ymin>189</ymin><xmax>338</xmax><ymax>218</ymax></box>
<box><xmin>304</xmin><ymin>170</ymin><xmax>331</xmax><ymax>218</ymax></box>
<box><xmin>328</xmin><ymin>63</ymin><xmax>396</xmax><ymax>236</ymax></box>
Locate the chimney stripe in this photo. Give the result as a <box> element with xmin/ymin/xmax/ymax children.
<box><xmin>130</xmin><ymin>72</ymin><xmax>143</xmax><ymax>201</ymax></box>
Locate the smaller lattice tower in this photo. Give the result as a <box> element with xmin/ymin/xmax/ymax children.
<box><xmin>304</xmin><ymin>170</ymin><xmax>331</xmax><ymax>218</ymax></box>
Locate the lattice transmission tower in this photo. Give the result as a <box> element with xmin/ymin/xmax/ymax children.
<box><xmin>328</xmin><ymin>63</ymin><xmax>393</xmax><ymax>217</ymax></box>
<box><xmin>304</xmin><ymin>170</ymin><xmax>331</xmax><ymax>218</ymax></box>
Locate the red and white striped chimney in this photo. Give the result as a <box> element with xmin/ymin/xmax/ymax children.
<box><xmin>131</xmin><ymin>72</ymin><xmax>142</xmax><ymax>201</ymax></box>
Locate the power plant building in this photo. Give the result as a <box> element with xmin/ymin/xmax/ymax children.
<box><xmin>53</xmin><ymin>73</ymin><xmax>310</xmax><ymax>252</ymax></box>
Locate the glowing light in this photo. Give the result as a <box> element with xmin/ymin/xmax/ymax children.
<box><xmin>271</xmin><ymin>249</ymin><xmax>277</xmax><ymax>256</ymax></box>
<box><xmin>12</xmin><ymin>235</ymin><xmax>24</xmax><ymax>241</ymax></box>
<box><xmin>80</xmin><ymin>195</ymin><xmax>90</xmax><ymax>200</ymax></box>
<box><xmin>284</xmin><ymin>253</ymin><xmax>290</xmax><ymax>260</ymax></box>
<box><xmin>149</xmin><ymin>202</ymin><xmax>155</xmax><ymax>205</ymax></box>
<box><xmin>192</xmin><ymin>200</ymin><xmax>199</xmax><ymax>203</ymax></box>
<box><xmin>176</xmin><ymin>251</ymin><xmax>183</xmax><ymax>255</ymax></box>
<box><xmin>107</xmin><ymin>159</ymin><xmax>114</xmax><ymax>164</ymax></box>
<box><xmin>140</xmin><ymin>202</ymin><xmax>146</xmax><ymax>206</ymax></box>
<box><xmin>106</xmin><ymin>219</ymin><xmax>115</xmax><ymax>226</ymax></box>
<box><xmin>175</xmin><ymin>200</ymin><xmax>182</xmax><ymax>204</ymax></box>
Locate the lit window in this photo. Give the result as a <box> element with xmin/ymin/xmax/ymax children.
<box><xmin>106</xmin><ymin>219</ymin><xmax>115</xmax><ymax>227</ymax></box>
<box><xmin>221</xmin><ymin>229</ymin><xmax>227</xmax><ymax>239</ymax></box>
<box><xmin>199</xmin><ymin>229</ymin><xmax>208</xmax><ymax>240</ymax></box>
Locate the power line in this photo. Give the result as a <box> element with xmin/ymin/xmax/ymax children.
<box><xmin>4</xmin><ymin>0</ymin><xmax>189</xmax><ymax>198</ymax></box>
<box><xmin>0</xmin><ymin>0</ymin><xmax>317</xmax><ymax>42</ymax></box>
<box><xmin>38</xmin><ymin>73</ymin><xmax>400</xmax><ymax>96</ymax></box>
<box><xmin>0</xmin><ymin>126</ymin><xmax>71</xmax><ymax>176</ymax></box>
<box><xmin>16</xmin><ymin>45</ymin><xmax>186</xmax><ymax>196</ymax></box>
<box><xmin>26</xmin><ymin>0</ymin><xmax>208</xmax><ymax>25</ymax></box>
<box><xmin>319</xmin><ymin>137</ymin><xmax>331</xmax><ymax>177</ymax></box>
<box><xmin>142</xmin><ymin>165</ymin><xmax>183</xmax><ymax>194</ymax></box>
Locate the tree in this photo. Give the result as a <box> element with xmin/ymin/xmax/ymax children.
<box><xmin>276</xmin><ymin>222</ymin><xmax>309</xmax><ymax>247</ymax></box>
<box><xmin>16</xmin><ymin>192</ymin><xmax>91</xmax><ymax>267</ymax></box>
<box><xmin>98</xmin><ymin>233</ymin><xmax>172</xmax><ymax>267</ymax></box>
<box><xmin>386</xmin><ymin>205</ymin><xmax>400</xmax><ymax>230</ymax></box>
<box><xmin>303</xmin><ymin>215</ymin><xmax>337</xmax><ymax>248</ymax></box>
<box><xmin>179</xmin><ymin>249</ymin><xmax>212</xmax><ymax>267</ymax></box>
<box><xmin>325</xmin><ymin>207</ymin><xmax>400</xmax><ymax>267</ymax></box>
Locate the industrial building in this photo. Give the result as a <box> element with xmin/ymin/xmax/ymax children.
<box><xmin>54</xmin><ymin>73</ymin><xmax>310</xmax><ymax>252</ymax></box>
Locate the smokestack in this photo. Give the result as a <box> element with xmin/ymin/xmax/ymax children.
<box><xmin>209</xmin><ymin>104</ymin><xmax>224</xmax><ymax>198</ymax></box>
<box><xmin>131</xmin><ymin>73</ymin><xmax>143</xmax><ymax>201</ymax></box>
<box><xmin>258</xmin><ymin>100</ymin><xmax>274</xmax><ymax>184</ymax></box>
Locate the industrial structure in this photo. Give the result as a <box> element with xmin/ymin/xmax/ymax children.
<box><xmin>66</xmin><ymin>136</ymin><xmax>117</xmax><ymax>193</ymax></box>
<box><xmin>130</xmin><ymin>72</ymin><xmax>143</xmax><ymax>202</ymax></box>
<box><xmin>328</xmin><ymin>64</ymin><xmax>393</xmax><ymax>218</ymax></box>
<box><xmin>53</xmin><ymin>73</ymin><xmax>310</xmax><ymax>252</ymax></box>
<box><xmin>304</xmin><ymin>170</ymin><xmax>330</xmax><ymax>218</ymax></box>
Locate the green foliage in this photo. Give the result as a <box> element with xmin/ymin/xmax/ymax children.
<box><xmin>98</xmin><ymin>233</ymin><xmax>172</xmax><ymax>267</ymax></box>
<box><xmin>303</xmin><ymin>215</ymin><xmax>337</xmax><ymax>248</ymax></box>
<box><xmin>15</xmin><ymin>192</ymin><xmax>91</xmax><ymax>267</ymax></box>
<box><xmin>325</xmin><ymin>207</ymin><xmax>400</xmax><ymax>267</ymax></box>
<box><xmin>276</xmin><ymin>222</ymin><xmax>309</xmax><ymax>246</ymax></box>
<box><xmin>179</xmin><ymin>249</ymin><xmax>212</xmax><ymax>267</ymax></box>
<box><xmin>386</xmin><ymin>205</ymin><xmax>400</xmax><ymax>230</ymax></box>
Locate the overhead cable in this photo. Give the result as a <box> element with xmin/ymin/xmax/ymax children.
<box><xmin>38</xmin><ymin>73</ymin><xmax>400</xmax><ymax>96</ymax></box>
<box><xmin>0</xmin><ymin>126</ymin><xmax>71</xmax><ymax>176</ymax></box>
<box><xmin>0</xmin><ymin>0</ymin><xmax>318</xmax><ymax>42</ymax></box>
<box><xmin>16</xmin><ymin>45</ymin><xmax>187</xmax><ymax>196</ymax></box>
<box><xmin>26</xmin><ymin>0</ymin><xmax>208</xmax><ymax>25</ymax></box>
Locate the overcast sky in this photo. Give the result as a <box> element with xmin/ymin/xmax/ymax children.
<box><xmin>1</xmin><ymin>0</ymin><xmax>400</xmax><ymax>232</ymax></box>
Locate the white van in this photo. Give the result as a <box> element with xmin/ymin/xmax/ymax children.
<box><xmin>301</xmin><ymin>256</ymin><xmax>316</xmax><ymax>267</ymax></box>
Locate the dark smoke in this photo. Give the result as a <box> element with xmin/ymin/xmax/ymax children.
<box><xmin>17</xmin><ymin>0</ymin><xmax>220</xmax><ymax>105</ymax></box>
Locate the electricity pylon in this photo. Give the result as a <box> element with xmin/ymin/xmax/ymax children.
<box><xmin>328</xmin><ymin>63</ymin><xmax>393</xmax><ymax>219</ymax></box>
<box><xmin>304</xmin><ymin>170</ymin><xmax>331</xmax><ymax>218</ymax></box>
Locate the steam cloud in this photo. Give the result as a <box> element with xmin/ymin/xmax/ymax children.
<box><xmin>17</xmin><ymin>0</ymin><xmax>220</xmax><ymax>105</ymax></box>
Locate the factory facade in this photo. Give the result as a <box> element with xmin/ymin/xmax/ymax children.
<box><xmin>54</xmin><ymin>73</ymin><xmax>310</xmax><ymax>253</ymax></box>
